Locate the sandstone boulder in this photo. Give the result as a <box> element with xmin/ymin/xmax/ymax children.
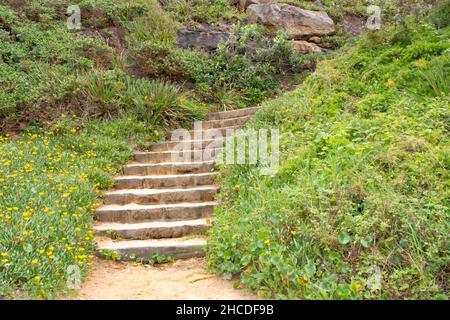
<box><xmin>239</xmin><ymin>0</ymin><xmax>272</xmax><ymax>11</ymax></box>
<box><xmin>289</xmin><ymin>40</ymin><xmax>323</xmax><ymax>53</ymax></box>
<box><xmin>246</xmin><ymin>3</ymin><xmax>335</xmax><ymax>39</ymax></box>
<box><xmin>177</xmin><ymin>30</ymin><xmax>230</xmax><ymax>51</ymax></box>
<box><xmin>342</xmin><ymin>14</ymin><xmax>366</xmax><ymax>35</ymax></box>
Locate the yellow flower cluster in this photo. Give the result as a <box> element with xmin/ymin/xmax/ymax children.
<box><xmin>0</xmin><ymin>127</ymin><xmax>105</xmax><ymax>297</ymax></box>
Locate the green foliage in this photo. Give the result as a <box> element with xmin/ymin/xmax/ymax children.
<box><xmin>1</xmin><ymin>0</ymin><xmax>446</xmax><ymax>301</ymax></box>
<box><xmin>0</xmin><ymin>116</ymin><xmax>157</xmax><ymax>299</ymax></box>
<box><xmin>160</xmin><ymin>0</ymin><xmax>241</xmax><ymax>24</ymax></box>
<box><xmin>0</xmin><ymin>0</ymin><xmax>328</xmax><ymax>124</ymax></box>
<box><xmin>72</xmin><ymin>69</ymin><xmax>204</xmax><ymax>124</ymax></box>
<box><xmin>121</xmin><ymin>78</ymin><xmax>205</xmax><ymax>126</ymax></box>
<box><xmin>124</xmin><ymin>1</ymin><xmax>179</xmax><ymax>46</ymax></box>
<box><xmin>416</xmin><ymin>56</ymin><xmax>449</xmax><ymax>97</ymax></box>
<box><xmin>176</xmin><ymin>24</ymin><xmax>318</xmax><ymax>109</ymax></box>
<box><xmin>148</xmin><ymin>253</ymin><xmax>175</xmax><ymax>265</ymax></box>
<box><xmin>127</xmin><ymin>21</ymin><xmax>317</xmax><ymax>110</ymax></box>
<box><xmin>427</xmin><ymin>0</ymin><xmax>450</xmax><ymax>30</ymax></box>
<box><xmin>0</xmin><ymin>4</ymin><xmax>95</xmax><ymax>121</ymax></box>
<box><xmin>0</xmin><ymin>0</ymin><xmax>208</xmax><ymax>299</ymax></box>
<box><xmin>207</xmin><ymin>23</ymin><xmax>450</xmax><ymax>299</ymax></box>
<box><xmin>279</xmin><ymin>0</ymin><xmax>438</xmax><ymax>22</ymax></box>
<box><xmin>98</xmin><ymin>249</ymin><xmax>121</xmax><ymax>261</ymax></box>
<box><xmin>0</xmin><ymin>0</ymin><xmax>197</xmax><ymax>129</ymax></box>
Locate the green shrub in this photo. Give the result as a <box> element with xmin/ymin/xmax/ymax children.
<box><xmin>124</xmin><ymin>1</ymin><xmax>179</xmax><ymax>46</ymax></box>
<box><xmin>417</xmin><ymin>56</ymin><xmax>450</xmax><ymax>97</ymax></box>
<box><xmin>175</xmin><ymin>24</ymin><xmax>318</xmax><ymax>109</ymax></box>
<box><xmin>160</xmin><ymin>0</ymin><xmax>241</xmax><ymax>23</ymax></box>
<box><xmin>73</xmin><ymin>69</ymin><xmax>203</xmax><ymax>124</ymax></box>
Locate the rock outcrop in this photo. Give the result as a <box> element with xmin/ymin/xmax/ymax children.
<box><xmin>177</xmin><ymin>30</ymin><xmax>230</xmax><ymax>51</ymax></box>
<box><xmin>246</xmin><ymin>3</ymin><xmax>335</xmax><ymax>39</ymax></box>
<box><xmin>289</xmin><ymin>40</ymin><xmax>323</xmax><ymax>53</ymax></box>
<box><xmin>239</xmin><ymin>0</ymin><xmax>272</xmax><ymax>11</ymax></box>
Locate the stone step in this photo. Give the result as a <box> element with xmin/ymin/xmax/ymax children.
<box><xmin>103</xmin><ymin>186</ymin><xmax>219</xmax><ymax>205</ymax></box>
<box><xmin>124</xmin><ymin>161</ymin><xmax>216</xmax><ymax>176</ymax></box>
<box><xmin>134</xmin><ymin>149</ymin><xmax>223</xmax><ymax>164</ymax></box>
<box><xmin>207</xmin><ymin>107</ymin><xmax>260</xmax><ymax>121</ymax></box>
<box><xmin>115</xmin><ymin>173</ymin><xmax>217</xmax><ymax>189</ymax></box>
<box><xmin>149</xmin><ymin>138</ymin><xmax>225</xmax><ymax>152</ymax></box>
<box><xmin>94</xmin><ymin>106</ymin><xmax>261</xmax><ymax>262</ymax></box>
<box><xmin>96</xmin><ymin>237</ymin><xmax>206</xmax><ymax>260</ymax></box>
<box><xmin>187</xmin><ymin>125</ymin><xmax>244</xmax><ymax>138</ymax></box>
<box><xmin>94</xmin><ymin>219</ymin><xmax>209</xmax><ymax>240</ymax></box>
<box><xmin>95</xmin><ymin>202</ymin><xmax>217</xmax><ymax>223</ymax></box>
<box><xmin>201</xmin><ymin>115</ymin><xmax>252</xmax><ymax>130</ymax></box>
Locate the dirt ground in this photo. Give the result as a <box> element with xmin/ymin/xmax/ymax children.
<box><xmin>72</xmin><ymin>258</ymin><xmax>256</xmax><ymax>300</ymax></box>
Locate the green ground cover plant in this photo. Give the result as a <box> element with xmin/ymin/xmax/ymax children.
<box><xmin>0</xmin><ymin>116</ymin><xmax>160</xmax><ymax>298</ymax></box>
<box><xmin>207</xmin><ymin>21</ymin><xmax>449</xmax><ymax>299</ymax></box>
<box><xmin>0</xmin><ymin>0</ymin><xmax>317</xmax><ymax>130</ymax></box>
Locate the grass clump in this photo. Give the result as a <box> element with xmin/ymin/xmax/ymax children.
<box><xmin>207</xmin><ymin>22</ymin><xmax>449</xmax><ymax>299</ymax></box>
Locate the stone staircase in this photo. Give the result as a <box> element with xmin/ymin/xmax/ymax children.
<box><xmin>94</xmin><ymin>107</ymin><xmax>260</xmax><ymax>261</ymax></box>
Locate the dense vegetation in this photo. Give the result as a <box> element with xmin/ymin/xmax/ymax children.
<box><xmin>0</xmin><ymin>0</ymin><xmax>316</xmax><ymax>132</ymax></box>
<box><xmin>0</xmin><ymin>117</ymin><xmax>161</xmax><ymax>298</ymax></box>
<box><xmin>0</xmin><ymin>0</ymin><xmax>309</xmax><ymax>298</ymax></box>
<box><xmin>207</xmin><ymin>17</ymin><xmax>449</xmax><ymax>299</ymax></box>
<box><xmin>0</xmin><ymin>0</ymin><xmax>207</xmax><ymax>131</ymax></box>
<box><xmin>2</xmin><ymin>0</ymin><xmax>439</xmax><ymax>129</ymax></box>
<box><xmin>0</xmin><ymin>0</ymin><xmax>447</xmax><ymax>299</ymax></box>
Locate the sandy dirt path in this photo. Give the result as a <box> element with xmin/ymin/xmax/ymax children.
<box><xmin>73</xmin><ymin>258</ymin><xmax>256</xmax><ymax>300</ymax></box>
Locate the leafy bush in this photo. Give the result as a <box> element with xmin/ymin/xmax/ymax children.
<box><xmin>207</xmin><ymin>23</ymin><xmax>449</xmax><ymax>299</ymax></box>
